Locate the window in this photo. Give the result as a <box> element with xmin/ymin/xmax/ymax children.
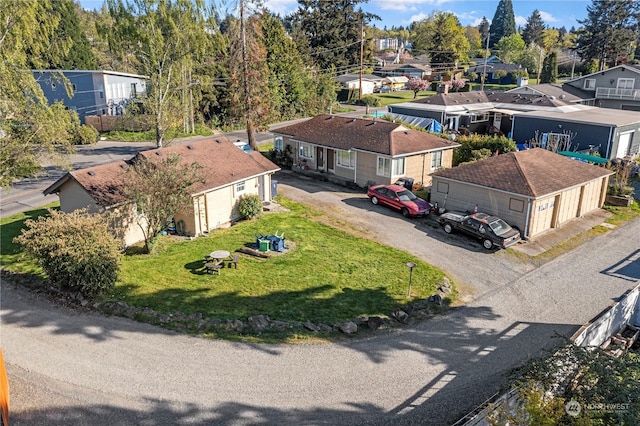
<box><xmin>377</xmin><ymin>157</ymin><xmax>391</xmax><ymax>177</ymax></box>
<box><xmin>431</xmin><ymin>151</ymin><xmax>443</xmax><ymax>170</ymax></box>
<box><xmin>470</xmin><ymin>113</ymin><xmax>489</xmax><ymax>123</ymax></box>
<box><xmin>131</xmin><ymin>83</ymin><xmax>137</xmax><ymax>97</ymax></box>
<box><xmin>274</xmin><ymin>137</ymin><xmax>283</xmax><ymax>152</ymax></box>
<box><xmin>392</xmin><ymin>157</ymin><xmax>405</xmax><ymax>176</ymax></box>
<box><xmin>337</xmin><ymin>150</ymin><xmax>355</xmax><ymax>168</ymax></box>
<box><xmin>437</xmin><ymin>181</ymin><xmax>449</xmax><ymax>194</ymax></box>
<box><xmin>509</xmin><ymin>198</ymin><xmax>524</xmax><ymax>213</ymax></box>
<box><xmin>236</xmin><ymin>181</ymin><xmax>246</xmax><ymax>194</ymax></box>
<box><xmin>617</xmin><ymin>78</ymin><xmax>635</xmax><ymax>89</ymax></box>
<box><xmin>299</xmin><ymin>142</ymin><xmax>312</xmax><ymax>159</ymax></box>
<box><xmin>583</xmin><ymin>79</ymin><xmax>596</xmax><ymax>90</ymax></box>
<box><xmin>99</xmin><ymin>91</ymin><xmax>104</xmax><ymax>99</ymax></box>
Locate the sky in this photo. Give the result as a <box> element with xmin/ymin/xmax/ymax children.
<box><xmin>79</xmin><ymin>0</ymin><xmax>591</xmax><ymax>31</ymax></box>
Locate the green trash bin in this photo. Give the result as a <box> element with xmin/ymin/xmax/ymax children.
<box><xmin>258</xmin><ymin>239</ymin><xmax>270</xmax><ymax>252</ymax></box>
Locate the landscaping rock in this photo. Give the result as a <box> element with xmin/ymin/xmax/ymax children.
<box><xmin>318</xmin><ymin>324</ymin><xmax>333</xmax><ymax>332</ymax></box>
<box><xmin>336</xmin><ymin>321</ymin><xmax>358</xmax><ymax>334</ymax></box>
<box><xmin>367</xmin><ymin>316</ymin><xmax>384</xmax><ymax>330</ymax></box>
<box><xmin>392</xmin><ymin>309</ymin><xmax>409</xmax><ymax>323</ymax></box>
<box><xmin>429</xmin><ymin>294</ymin><xmax>443</xmax><ymax>305</ymax></box>
<box><xmin>248</xmin><ymin>315</ymin><xmax>271</xmax><ymax>331</ymax></box>
<box><xmin>226</xmin><ymin>319</ymin><xmax>245</xmax><ymax>332</ymax></box>
<box><xmin>304</xmin><ymin>322</ymin><xmax>321</xmax><ymax>332</ymax></box>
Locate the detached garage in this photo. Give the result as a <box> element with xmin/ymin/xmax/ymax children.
<box><xmin>430</xmin><ymin>148</ymin><xmax>613</xmax><ymax>239</ymax></box>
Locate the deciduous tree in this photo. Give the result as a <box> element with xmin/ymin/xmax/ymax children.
<box><xmin>407</xmin><ymin>78</ymin><xmax>430</xmax><ymax>98</ymax></box>
<box><xmin>124</xmin><ymin>153</ymin><xmax>204</xmax><ymax>254</ymax></box>
<box><xmin>411</xmin><ymin>12</ymin><xmax>469</xmax><ymax>69</ymax></box>
<box><xmin>494</xmin><ymin>33</ymin><xmax>525</xmax><ymax>64</ymax></box>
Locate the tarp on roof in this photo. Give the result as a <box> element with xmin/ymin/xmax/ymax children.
<box><xmin>389</xmin><ymin>113</ymin><xmax>442</xmax><ymax>133</ymax></box>
<box><xmin>557</xmin><ymin>151</ymin><xmax>609</xmax><ymax>165</ymax></box>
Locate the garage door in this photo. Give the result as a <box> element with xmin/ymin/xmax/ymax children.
<box><xmin>616</xmin><ymin>132</ymin><xmax>633</xmax><ymax>159</ymax></box>
<box><xmin>531</xmin><ymin>196</ymin><xmax>555</xmax><ymax>236</ymax></box>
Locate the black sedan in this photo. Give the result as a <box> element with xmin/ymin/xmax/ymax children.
<box><xmin>438</xmin><ymin>211</ymin><xmax>521</xmax><ymax>250</ymax></box>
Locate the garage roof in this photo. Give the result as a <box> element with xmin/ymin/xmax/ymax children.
<box><xmin>433</xmin><ymin>148</ymin><xmax>613</xmax><ymax>197</ymax></box>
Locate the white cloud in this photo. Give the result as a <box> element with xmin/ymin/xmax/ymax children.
<box><xmin>262</xmin><ymin>0</ymin><xmax>298</xmax><ymax>17</ymax></box>
<box><xmin>515</xmin><ymin>15</ymin><xmax>527</xmax><ymax>26</ymax></box>
<box><xmin>372</xmin><ymin>0</ymin><xmax>454</xmax><ymax>12</ymax></box>
<box><xmin>407</xmin><ymin>12</ymin><xmax>430</xmax><ymax>24</ymax></box>
<box><xmin>538</xmin><ymin>11</ymin><xmax>559</xmax><ymax>24</ymax></box>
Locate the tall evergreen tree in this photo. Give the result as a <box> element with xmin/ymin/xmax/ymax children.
<box><xmin>540</xmin><ymin>51</ymin><xmax>558</xmax><ymax>83</ymax></box>
<box><xmin>575</xmin><ymin>0</ymin><xmax>639</xmax><ymax>70</ymax></box>
<box><xmin>522</xmin><ymin>10</ymin><xmax>546</xmax><ymax>46</ymax></box>
<box><xmin>489</xmin><ymin>0</ymin><xmax>516</xmax><ymax>48</ymax></box>
<box><xmin>291</xmin><ymin>0</ymin><xmax>378</xmax><ymax>71</ymax></box>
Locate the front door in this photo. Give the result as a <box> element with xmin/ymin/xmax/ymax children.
<box><xmin>316</xmin><ymin>146</ymin><xmax>324</xmax><ymax>169</ymax></box>
<box><xmin>493</xmin><ymin>113</ymin><xmax>502</xmax><ymax>131</ymax></box>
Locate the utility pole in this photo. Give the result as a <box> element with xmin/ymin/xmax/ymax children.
<box><xmin>239</xmin><ymin>0</ymin><xmax>257</xmax><ymax>150</ymax></box>
<box><xmin>359</xmin><ymin>18</ymin><xmax>364</xmax><ymax>101</ymax></box>
<box><xmin>481</xmin><ymin>31</ymin><xmax>489</xmax><ymax>92</ymax></box>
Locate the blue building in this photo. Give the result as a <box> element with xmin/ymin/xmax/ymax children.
<box><xmin>33</xmin><ymin>70</ymin><xmax>147</xmax><ymax>124</ymax></box>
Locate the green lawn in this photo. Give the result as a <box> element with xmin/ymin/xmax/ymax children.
<box><xmin>373</xmin><ymin>90</ymin><xmax>434</xmax><ymax>106</ymax></box>
<box><xmin>1</xmin><ymin>197</ymin><xmax>453</xmax><ymax>336</ymax></box>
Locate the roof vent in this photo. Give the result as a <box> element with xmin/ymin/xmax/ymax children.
<box><xmin>350</xmin><ymin>118</ymin><xmax>356</xmax><ymax>122</ymax></box>
<box><xmin>155</xmin><ymin>151</ymin><xmax>162</xmax><ymax>156</ymax></box>
<box><xmin>88</xmin><ymin>170</ymin><xmax>96</xmax><ymax>176</ymax></box>
<box><xmin>216</xmin><ymin>139</ymin><xmax>222</xmax><ymax>143</ymax></box>
<box><xmin>120</xmin><ymin>163</ymin><xmax>129</xmax><ymax>170</ymax></box>
<box><xmin>404</xmin><ymin>131</ymin><xmax>409</xmax><ymax>134</ymax></box>
<box><xmin>187</xmin><ymin>145</ymin><xmax>194</xmax><ymax>150</ymax></box>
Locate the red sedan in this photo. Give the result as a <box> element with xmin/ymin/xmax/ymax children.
<box><xmin>367</xmin><ymin>184</ymin><xmax>432</xmax><ymax>217</ymax></box>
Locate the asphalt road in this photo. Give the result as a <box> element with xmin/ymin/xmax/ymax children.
<box><xmin>3</xmin><ymin>173</ymin><xmax>640</xmax><ymax>425</ymax></box>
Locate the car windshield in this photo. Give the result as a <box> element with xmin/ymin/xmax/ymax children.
<box><xmin>489</xmin><ymin>219</ymin><xmax>513</xmax><ymax>236</ymax></box>
<box><xmin>397</xmin><ymin>189</ymin><xmax>417</xmax><ymax>201</ymax></box>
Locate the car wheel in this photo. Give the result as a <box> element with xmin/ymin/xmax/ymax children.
<box><xmin>483</xmin><ymin>239</ymin><xmax>493</xmax><ymax>250</ymax></box>
<box><xmin>371</xmin><ymin>196</ymin><xmax>379</xmax><ymax>205</ymax></box>
<box><xmin>443</xmin><ymin>223</ymin><xmax>453</xmax><ymax>234</ymax></box>
<box><xmin>401</xmin><ymin>207</ymin><xmax>410</xmax><ymax>217</ymax></box>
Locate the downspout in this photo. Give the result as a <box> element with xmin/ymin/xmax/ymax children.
<box><xmin>353</xmin><ymin>151</ymin><xmax>358</xmax><ymax>185</ymax></box>
<box><xmin>605</xmin><ymin>126</ymin><xmax>614</xmax><ymax>158</ymax></box>
<box><xmin>421</xmin><ymin>153</ymin><xmax>426</xmax><ymax>185</ymax></box>
<box><xmin>523</xmin><ymin>198</ymin><xmax>532</xmax><ymax>240</ymax></box>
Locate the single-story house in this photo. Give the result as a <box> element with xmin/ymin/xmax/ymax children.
<box><xmin>382</xmin><ymin>76</ymin><xmax>409</xmax><ymax>91</ymax></box>
<box><xmin>335</xmin><ymin>73</ymin><xmax>384</xmax><ymax>95</ymax></box>
<box><xmin>388</xmin><ymin>91</ymin><xmax>594</xmax><ymax>135</ymax></box>
<box><xmin>272</xmin><ymin>114</ymin><xmax>460</xmax><ymax>188</ymax></box>
<box><xmin>43</xmin><ymin>138</ymin><xmax>280</xmax><ymax>246</ymax></box>
<box><xmin>375</xmin><ymin>63</ymin><xmax>432</xmax><ymax>79</ymax></box>
<box><xmin>465</xmin><ymin>63</ymin><xmax>524</xmax><ymax>85</ymax></box>
<box><xmin>511</xmin><ymin>108</ymin><xmax>640</xmax><ymax>160</ymax></box>
<box><xmin>561</xmin><ymin>64</ymin><xmax>640</xmax><ymax>111</ymax></box>
<box><xmin>33</xmin><ymin>69</ymin><xmax>148</xmax><ymax>124</ymax></box>
<box><xmin>506</xmin><ymin>83</ymin><xmax>583</xmax><ymax>104</ymax></box>
<box><xmin>430</xmin><ymin>148</ymin><xmax>613</xmax><ymax>239</ymax></box>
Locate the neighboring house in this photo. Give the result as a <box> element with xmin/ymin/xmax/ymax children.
<box><xmin>468</xmin><ymin>56</ymin><xmax>503</xmax><ymax>65</ymax></box>
<box><xmin>507</xmin><ymin>83</ymin><xmax>583</xmax><ymax>104</ymax></box>
<box><xmin>335</xmin><ymin>73</ymin><xmax>384</xmax><ymax>94</ymax></box>
<box><xmin>430</xmin><ymin>148</ymin><xmax>613</xmax><ymax>239</ymax></box>
<box><xmin>382</xmin><ymin>76</ymin><xmax>410</xmax><ymax>91</ymax></box>
<box><xmin>33</xmin><ymin>69</ymin><xmax>147</xmax><ymax>124</ymax></box>
<box><xmin>561</xmin><ymin>65</ymin><xmax>640</xmax><ymax>111</ymax></box>
<box><xmin>272</xmin><ymin>114</ymin><xmax>459</xmax><ymax>188</ymax></box>
<box><xmin>43</xmin><ymin>138</ymin><xmax>280</xmax><ymax>246</ymax></box>
<box><xmin>388</xmin><ymin>91</ymin><xmax>592</xmax><ymax>135</ymax></box>
<box><xmin>375</xmin><ymin>63</ymin><xmax>432</xmax><ymax>79</ymax></box>
<box><xmin>465</xmin><ymin>63</ymin><xmax>524</xmax><ymax>85</ymax></box>
<box><xmin>512</xmin><ymin>108</ymin><xmax>640</xmax><ymax>160</ymax></box>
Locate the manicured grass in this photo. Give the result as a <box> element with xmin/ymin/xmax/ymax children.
<box><xmin>373</xmin><ymin>90</ymin><xmax>434</xmax><ymax>106</ymax></box>
<box><xmin>1</xmin><ymin>198</ymin><xmax>452</xmax><ymax>331</ymax></box>
<box><xmin>103</xmin><ymin>124</ymin><xmax>214</xmax><ymax>142</ymax></box>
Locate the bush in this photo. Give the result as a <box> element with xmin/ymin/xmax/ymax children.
<box><xmin>237</xmin><ymin>194</ymin><xmax>263</xmax><ymax>220</ymax></box>
<box><xmin>74</xmin><ymin>124</ymin><xmax>99</xmax><ymax>145</ymax></box>
<box><xmin>453</xmin><ymin>134</ymin><xmax>517</xmax><ymax>166</ymax></box>
<box><xmin>13</xmin><ymin>209</ymin><xmax>122</xmax><ymax>298</ymax></box>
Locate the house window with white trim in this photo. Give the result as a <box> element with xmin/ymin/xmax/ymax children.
<box><xmin>337</xmin><ymin>150</ymin><xmax>355</xmax><ymax>168</ymax></box>
<box><xmin>299</xmin><ymin>142</ymin><xmax>313</xmax><ymax>159</ymax></box>
<box><xmin>236</xmin><ymin>181</ymin><xmax>246</xmax><ymax>194</ymax></box>
<box><xmin>392</xmin><ymin>157</ymin><xmax>405</xmax><ymax>176</ymax></box>
<box><xmin>617</xmin><ymin>78</ymin><xmax>635</xmax><ymax>89</ymax></box>
<box><xmin>469</xmin><ymin>113</ymin><xmax>489</xmax><ymax>123</ymax></box>
<box><xmin>377</xmin><ymin>157</ymin><xmax>391</xmax><ymax>177</ymax></box>
<box><xmin>274</xmin><ymin>136</ymin><xmax>283</xmax><ymax>152</ymax></box>
<box><xmin>431</xmin><ymin>151</ymin><xmax>443</xmax><ymax>170</ymax></box>
<box><xmin>583</xmin><ymin>79</ymin><xmax>596</xmax><ymax>90</ymax></box>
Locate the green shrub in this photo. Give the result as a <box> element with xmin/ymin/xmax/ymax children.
<box><xmin>453</xmin><ymin>134</ymin><xmax>517</xmax><ymax>166</ymax></box>
<box><xmin>237</xmin><ymin>194</ymin><xmax>263</xmax><ymax>220</ymax></box>
<box><xmin>74</xmin><ymin>124</ymin><xmax>99</xmax><ymax>145</ymax></box>
<box><xmin>13</xmin><ymin>209</ymin><xmax>122</xmax><ymax>298</ymax></box>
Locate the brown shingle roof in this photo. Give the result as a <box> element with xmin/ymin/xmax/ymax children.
<box><xmin>433</xmin><ymin>148</ymin><xmax>613</xmax><ymax>197</ymax></box>
<box><xmin>407</xmin><ymin>91</ymin><xmax>574</xmax><ymax>108</ymax></box>
<box><xmin>273</xmin><ymin>114</ymin><xmax>459</xmax><ymax>156</ymax></box>
<box><xmin>45</xmin><ymin>138</ymin><xmax>280</xmax><ymax>208</ymax></box>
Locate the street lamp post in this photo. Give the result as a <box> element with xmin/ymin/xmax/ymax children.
<box><xmin>406</xmin><ymin>262</ymin><xmax>417</xmax><ymax>297</ymax></box>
